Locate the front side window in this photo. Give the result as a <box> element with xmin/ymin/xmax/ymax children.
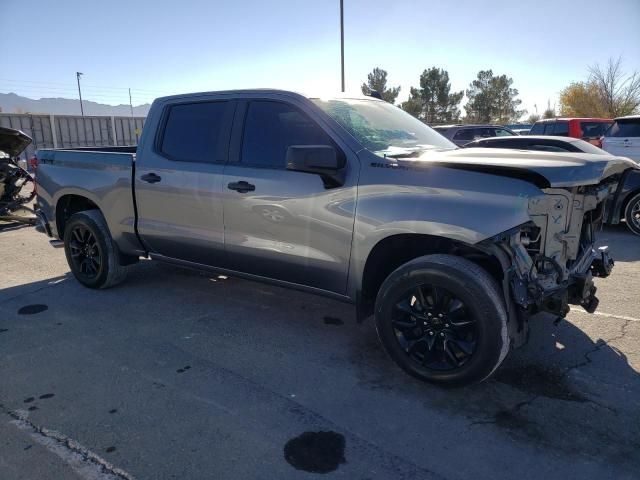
<box><xmin>160</xmin><ymin>101</ymin><xmax>231</xmax><ymax>162</ymax></box>
<box><xmin>242</xmin><ymin>101</ymin><xmax>335</xmax><ymax>168</ymax></box>
<box><xmin>312</xmin><ymin>97</ymin><xmax>456</xmax><ymax>156</ymax></box>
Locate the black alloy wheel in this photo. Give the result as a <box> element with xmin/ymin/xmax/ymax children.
<box><xmin>68</xmin><ymin>225</ymin><xmax>103</xmax><ymax>279</ymax></box>
<box><xmin>391</xmin><ymin>284</ymin><xmax>478</xmax><ymax>371</ymax></box>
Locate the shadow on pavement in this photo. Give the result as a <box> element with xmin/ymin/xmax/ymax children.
<box><xmin>1</xmin><ymin>262</ymin><xmax>639</xmax><ymax>475</ymax></box>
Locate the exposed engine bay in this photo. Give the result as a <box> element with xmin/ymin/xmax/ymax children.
<box><xmin>484</xmin><ymin>177</ymin><xmax>618</xmax><ymax>346</ymax></box>
<box><xmin>0</xmin><ymin>127</ymin><xmax>36</xmax><ymax>223</ymax></box>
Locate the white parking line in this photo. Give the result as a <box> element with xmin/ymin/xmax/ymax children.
<box><xmin>569</xmin><ymin>306</ymin><xmax>640</xmax><ymax>323</ymax></box>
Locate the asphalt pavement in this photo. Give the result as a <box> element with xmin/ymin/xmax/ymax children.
<box><xmin>1</xmin><ymin>222</ymin><xmax>639</xmax><ymax>480</ymax></box>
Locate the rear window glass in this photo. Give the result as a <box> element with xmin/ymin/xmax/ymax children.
<box><xmin>607</xmin><ymin>119</ymin><xmax>640</xmax><ymax>137</ymax></box>
<box><xmin>580</xmin><ymin>121</ymin><xmax>612</xmax><ymax>138</ymax></box>
<box><xmin>160</xmin><ymin>101</ymin><xmax>231</xmax><ymax>162</ymax></box>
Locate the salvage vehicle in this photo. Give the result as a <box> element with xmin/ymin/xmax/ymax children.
<box><xmin>0</xmin><ymin>126</ymin><xmax>36</xmax><ymax>223</ymax></box>
<box><xmin>34</xmin><ymin>90</ymin><xmax>638</xmax><ymax>386</ymax></box>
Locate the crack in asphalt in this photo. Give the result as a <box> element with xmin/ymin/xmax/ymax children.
<box><xmin>471</xmin><ymin>320</ymin><xmax>632</xmax><ymax>428</ymax></box>
<box><xmin>1</xmin><ymin>403</ymin><xmax>134</xmax><ymax>480</ymax></box>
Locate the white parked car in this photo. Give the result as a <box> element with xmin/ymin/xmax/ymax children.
<box><xmin>602</xmin><ymin>115</ymin><xmax>640</xmax><ymax>163</ymax></box>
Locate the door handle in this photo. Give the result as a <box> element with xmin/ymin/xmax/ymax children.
<box><xmin>141</xmin><ymin>173</ymin><xmax>162</xmax><ymax>184</ymax></box>
<box><xmin>227</xmin><ymin>181</ymin><xmax>255</xmax><ymax>193</ymax></box>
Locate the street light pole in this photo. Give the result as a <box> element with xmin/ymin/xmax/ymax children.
<box><xmin>76</xmin><ymin>72</ymin><xmax>84</xmax><ymax>117</ymax></box>
<box><xmin>340</xmin><ymin>0</ymin><xmax>345</xmax><ymax>92</ymax></box>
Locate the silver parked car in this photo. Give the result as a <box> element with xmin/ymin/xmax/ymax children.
<box><xmin>34</xmin><ymin>90</ymin><xmax>637</xmax><ymax>386</ymax></box>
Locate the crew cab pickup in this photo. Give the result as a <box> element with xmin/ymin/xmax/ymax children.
<box><xmin>34</xmin><ymin>90</ymin><xmax>638</xmax><ymax>386</ymax></box>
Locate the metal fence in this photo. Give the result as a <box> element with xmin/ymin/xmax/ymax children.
<box><xmin>0</xmin><ymin>113</ymin><xmax>145</xmax><ymax>162</ymax></box>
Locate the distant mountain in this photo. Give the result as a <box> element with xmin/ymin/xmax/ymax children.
<box><xmin>0</xmin><ymin>92</ymin><xmax>150</xmax><ymax>117</ymax></box>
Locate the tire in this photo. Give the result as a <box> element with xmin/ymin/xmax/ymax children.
<box><xmin>374</xmin><ymin>254</ymin><xmax>510</xmax><ymax>386</ymax></box>
<box><xmin>624</xmin><ymin>192</ymin><xmax>640</xmax><ymax>236</ymax></box>
<box><xmin>63</xmin><ymin>210</ymin><xmax>128</xmax><ymax>289</ymax></box>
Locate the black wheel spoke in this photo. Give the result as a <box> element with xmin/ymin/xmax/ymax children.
<box><xmin>68</xmin><ymin>225</ymin><xmax>101</xmax><ymax>279</ymax></box>
<box><xmin>443</xmin><ymin>341</ymin><xmax>461</xmax><ymax>368</ymax></box>
<box><xmin>414</xmin><ymin>286</ymin><xmax>428</xmax><ymax>311</ymax></box>
<box><xmin>390</xmin><ymin>282</ymin><xmax>478</xmax><ymax>372</ymax></box>
<box><xmin>448</xmin><ymin>337</ymin><xmax>475</xmax><ymax>355</ymax></box>
<box><xmin>392</xmin><ymin>316</ymin><xmax>416</xmax><ymax>330</ymax></box>
<box><xmin>395</xmin><ymin>298</ymin><xmax>414</xmax><ymax>315</ymax></box>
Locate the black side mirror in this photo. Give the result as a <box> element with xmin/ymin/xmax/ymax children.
<box><xmin>285</xmin><ymin>145</ymin><xmax>345</xmax><ymax>188</ymax></box>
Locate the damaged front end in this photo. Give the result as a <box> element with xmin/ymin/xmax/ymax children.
<box><xmin>483</xmin><ymin>177</ymin><xmax>618</xmax><ymax>347</ymax></box>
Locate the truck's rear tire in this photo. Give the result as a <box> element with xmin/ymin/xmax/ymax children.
<box><xmin>624</xmin><ymin>192</ymin><xmax>640</xmax><ymax>236</ymax></box>
<box><xmin>374</xmin><ymin>254</ymin><xmax>509</xmax><ymax>386</ymax></box>
<box><xmin>63</xmin><ymin>210</ymin><xmax>128</xmax><ymax>289</ymax></box>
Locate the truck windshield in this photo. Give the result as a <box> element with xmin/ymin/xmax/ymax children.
<box><xmin>311</xmin><ymin>98</ymin><xmax>456</xmax><ymax>156</ymax></box>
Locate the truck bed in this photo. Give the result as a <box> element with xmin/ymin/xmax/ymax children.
<box><xmin>35</xmin><ymin>148</ymin><xmax>143</xmax><ymax>255</ymax></box>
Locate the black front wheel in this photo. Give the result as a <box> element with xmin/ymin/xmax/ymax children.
<box><xmin>63</xmin><ymin>210</ymin><xmax>128</xmax><ymax>289</ymax></box>
<box><xmin>375</xmin><ymin>254</ymin><xmax>510</xmax><ymax>386</ymax></box>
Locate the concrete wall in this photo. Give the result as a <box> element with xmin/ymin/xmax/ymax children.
<box><xmin>0</xmin><ymin>113</ymin><xmax>145</xmax><ymax>162</ymax></box>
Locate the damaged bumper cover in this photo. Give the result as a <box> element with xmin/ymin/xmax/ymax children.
<box><xmin>481</xmin><ymin>179</ymin><xmax>618</xmax><ymax>346</ymax></box>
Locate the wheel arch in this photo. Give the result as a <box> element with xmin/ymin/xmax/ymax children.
<box><xmin>55</xmin><ymin>192</ymin><xmax>102</xmax><ymax>239</ymax></box>
<box><xmin>355</xmin><ymin>233</ymin><xmax>504</xmax><ymax>322</ymax></box>
<box><xmin>621</xmin><ymin>187</ymin><xmax>640</xmax><ymax>218</ymax></box>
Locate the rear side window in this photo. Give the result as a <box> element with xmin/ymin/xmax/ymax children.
<box><xmin>551</xmin><ymin>121</ymin><xmax>569</xmax><ymax>136</ymax></box>
<box><xmin>160</xmin><ymin>101</ymin><xmax>232</xmax><ymax>163</ymax></box>
<box><xmin>607</xmin><ymin>120</ymin><xmax>640</xmax><ymax>137</ymax></box>
<box><xmin>453</xmin><ymin>128</ymin><xmax>476</xmax><ymax>141</ymax></box>
<box><xmin>528</xmin><ymin>144</ymin><xmax>571</xmax><ymax>152</ymax></box>
<box><xmin>494</xmin><ymin>128</ymin><xmax>514</xmax><ymax>137</ymax></box>
<box><xmin>454</xmin><ymin>128</ymin><xmax>494</xmax><ymax>141</ymax></box>
<box><xmin>241</xmin><ymin>101</ymin><xmax>335</xmax><ymax>168</ymax></box>
<box><xmin>580</xmin><ymin>121</ymin><xmax>612</xmax><ymax>138</ymax></box>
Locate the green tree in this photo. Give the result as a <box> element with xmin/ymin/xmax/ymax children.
<box><xmin>400</xmin><ymin>87</ymin><xmax>423</xmax><ymax>118</ymax></box>
<box><xmin>401</xmin><ymin>67</ymin><xmax>463</xmax><ymax>124</ymax></box>
<box><xmin>464</xmin><ymin>70</ymin><xmax>524</xmax><ymax>123</ymax></box>
<box><xmin>361</xmin><ymin>67</ymin><xmax>401</xmax><ymax>104</ymax></box>
<box><xmin>559</xmin><ymin>57</ymin><xmax>640</xmax><ymax>117</ymax></box>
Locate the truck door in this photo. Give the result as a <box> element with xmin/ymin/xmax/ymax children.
<box><xmin>222</xmin><ymin>100</ymin><xmax>357</xmax><ymax>294</ymax></box>
<box><xmin>135</xmin><ymin>99</ymin><xmax>235</xmax><ymax>266</ymax></box>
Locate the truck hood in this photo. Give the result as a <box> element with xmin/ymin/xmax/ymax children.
<box><xmin>402</xmin><ymin>148</ymin><xmax>638</xmax><ymax>187</ymax></box>
<box><xmin>0</xmin><ymin>126</ymin><xmax>32</xmax><ymax>157</ymax></box>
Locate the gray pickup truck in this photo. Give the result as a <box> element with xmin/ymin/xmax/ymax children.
<box><xmin>34</xmin><ymin>90</ymin><xmax>637</xmax><ymax>386</ymax></box>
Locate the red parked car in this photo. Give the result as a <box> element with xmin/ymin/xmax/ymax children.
<box><xmin>529</xmin><ymin>118</ymin><xmax>613</xmax><ymax>148</ymax></box>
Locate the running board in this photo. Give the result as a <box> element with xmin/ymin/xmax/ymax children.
<box><xmin>49</xmin><ymin>239</ymin><xmax>64</xmax><ymax>248</ymax></box>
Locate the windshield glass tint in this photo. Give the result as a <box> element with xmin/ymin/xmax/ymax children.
<box><xmin>311</xmin><ymin>98</ymin><xmax>456</xmax><ymax>154</ymax></box>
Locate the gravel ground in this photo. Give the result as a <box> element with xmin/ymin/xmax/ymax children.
<box><xmin>0</xmin><ymin>222</ymin><xmax>638</xmax><ymax>480</ymax></box>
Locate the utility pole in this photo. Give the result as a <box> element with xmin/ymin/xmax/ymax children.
<box><xmin>129</xmin><ymin>88</ymin><xmax>140</xmax><ymax>143</ymax></box>
<box><xmin>128</xmin><ymin>88</ymin><xmax>134</xmax><ymax>117</ymax></box>
<box><xmin>340</xmin><ymin>0</ymin><xmax>345</xmax><ymax>92</ymax></box>
<box><xmin>76</xmin><ymin>72</ymin><xmax>84</xmax><ymax>116</ymax></box>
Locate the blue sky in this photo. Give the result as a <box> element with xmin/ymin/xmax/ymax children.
<box><xmin>1</xmin><ymin>0</ymin><xmax>639</xmax><ymax>119</ymax></box>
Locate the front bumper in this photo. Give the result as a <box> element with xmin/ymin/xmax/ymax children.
<box><xmin>536</xmin><ymin>245</ymin><xmax>614</xmax><ymax>318</ymax></box>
